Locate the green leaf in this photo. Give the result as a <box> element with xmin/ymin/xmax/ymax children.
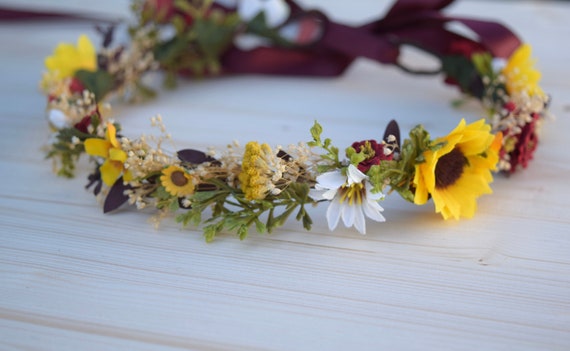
<box><xmin>74</xmin><ymin>69</ymin><xmax>115</xmax><ymax>100</ymax></box>
<box><xmin>245</xmin><ymin>12</ymin><xmax>292</xmax><ymax>47</ymax></box>
<box><xmin>441</xmin><ymin>55</ymin><xmax>480</xmax><ymax>96</ymax></box>
<box><xmin>472</xmin><ymin>52</ymin><xmax>493</xmax><ymax>77</ymax></box>
<box><xmin>255</xmin><ymin>218</ymin><xmax>267</xmax><ymax>233</ymax></box>
<box><xmin>194</xmin><ymin>15</ymin><xmax>239</xmax><ymax>61</ymax></box>
<box><xmin>310</xmin><ymin>121</ymin><xmax>323</xmax><ymax>142</ymax></box>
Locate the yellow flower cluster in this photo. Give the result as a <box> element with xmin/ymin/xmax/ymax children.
<box><xmin>502</xmin><ymin>43</ymin><xmax>544</xmax><ymax>97</ymax></box>
<box><xmin>239</xmin><ymin>141</ymin><xmax>279</xmax><ymax>201</ymax></box>
<box><xmin>44</xmin><ymin>34</ymin><xmax>97</xmax><ymax>80</ymax></box>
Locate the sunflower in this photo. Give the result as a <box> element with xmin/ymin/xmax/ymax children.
<box><xmin>160</xmin><ymin>165</ymin><xmax>195</xmax><ymax>197</ymax></box>
<box><xmin>413</xmin><ymin>119</ymin><xmax>502</xmax><ymax>220</ymax></box>
<box><xmin>502</xmin><ymin>43</ymin><xmax>544</xmax><ymax>97</ymax></box>
<box><xmin>44</xmin><ymin>34</ymin><xmax>97</xmax><ymax>80</ymax></box>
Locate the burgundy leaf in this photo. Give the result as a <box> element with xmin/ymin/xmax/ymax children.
<box><xmin>177</xmin><ymin>149</ymin><xmax>216</xmax><ymax>164</ymax></box>
<box><xmin>103</xmin><ymin>177</ymin><xmax>132</xmax><ymax>213</ymax></box>
<box><xmin>383</xmin><ymin>119</ymin><xmax>400</xmax><ymax>148</ymax></box>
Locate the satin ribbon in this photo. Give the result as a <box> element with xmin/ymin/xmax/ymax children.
<box><xmin>222</xmin><ymin>0</ymin><xmax>521</xmax><ymax>76</ymax></box>
<box><xmin>1</xmin><ymin>0</ymin><xmax>521</xmax><ymax>77</ymax></box>
<box><xmin>0</xmin><ymin>6</ymin><xmax>118</xmax><ymax>23</ymax></box>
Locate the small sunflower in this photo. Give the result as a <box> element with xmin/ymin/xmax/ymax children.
<box><xmin>413</xmin><ymin>119</ymin><xmax>502</xmax><ymax>220</ymax></box>
<box><xmin>502</xmin><ymin>43</ymin><xmax>544</xmax><ymax>97</ymax></box>
<box><xmin>160</xmin><ymin>165</ymin><xmax>195</xmax><ymax>197</ymax></box>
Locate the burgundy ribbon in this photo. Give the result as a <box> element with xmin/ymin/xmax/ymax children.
<box><xmin>0</xmin><ymin>6</ymin><xmax>118</xmax><ymax>23</ymax></box>
<box><xmin>222</xmin><ymin>0</ymin><xmax>521</xmax><ymax>76</ymax></box>
<box><xmin>1</xmin><ymin>0</ymin><xmax>521</xmax><ymax>78</ymax></box>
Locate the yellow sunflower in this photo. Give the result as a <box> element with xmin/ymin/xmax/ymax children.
<box><xmin>45</xmin><ymin>34</ymin><xmax>97</xmax><ymax>80</ymax></box>
<box><xmin>160</xmin><ymin>165</ymin><xmax>195</xmax><ymax>197</ymax></box>
<box><xmin>413</xmin><ymin>119</ymin><xmax>502</xmax><ymax>220</ymax></box>
<box><xmin>502</xmin><ymin>43</ymin><xmax>544</xmax><ymax>97</ymax></box>
<box><xmin>84</xmin><ymin>123</ymin><xmax>132</xmax><ymax>186</ymax></box>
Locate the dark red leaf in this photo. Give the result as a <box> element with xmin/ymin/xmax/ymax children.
<box><xmin>177</xmin><ymin>149</ymin><xmax>216</xmax><ymax>164</ymax></box>
<box><xmin>383</xmin><ymin>119</ymin><xmax>400</xmax><ymax>148</ymax></box>
<box><xmin>103</xmin><ymin>177</ymin><xmax>132</xmax><ymax>213</ymax></box>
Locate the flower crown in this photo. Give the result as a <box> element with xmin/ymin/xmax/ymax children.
<box><xmin>42</xmin><ymin>0</ymin><xmax>550</xmax><ymax>241</ymax></box>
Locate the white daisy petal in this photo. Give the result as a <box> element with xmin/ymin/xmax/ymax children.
<box><xmin>346</xmin><ymin>164</ymin><xmax>367</xmax><ymax>185</ymax></box>
<box><xmin>326</xmin><ymin>198</ymin><xmax>341</xmax><ymax>231</ymax></box>
<box><xmin>322</xmin><ymin>188</ymin><xmax>338</xmax><ymax>201</ymax></box>
<box><xmin>363</xmin><ymin>201</ymin><xmax>386</xmax><ymax>223</ymax></box>
<box><xmin>341</xmin><ymin>202</ymin><xmax>356</xmax><ymax>228</ymax></box>
<box><xmin>365</xmin><ymin>183</ymin><xmax>385</xmax><ymax>201</ymax></box>
<box><xmin>353</xmin><ymin>206</ymin><xmax>366</xmax><ymax>234</ymax></box>
<box><xmin>308</xmin><ymin>189</ymin><xmax>325</xmax><ymax>201</ymax></box>
<box><xmin>316</xmin><ymin>170</ymin><xmax>346</xmax><ymax>189</ymax></box>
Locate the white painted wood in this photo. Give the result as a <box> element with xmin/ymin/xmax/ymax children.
<box><xmin>1</xmin><ymin>1</ymin><xmax>570</xmax><ymax>350</ymax></box>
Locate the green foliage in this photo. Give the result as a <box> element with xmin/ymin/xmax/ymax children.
<box><xmin>74</xmin><ymin>69</ymin><xmax>115</xmax><ymax>100</ymax></box>
<box><xmin>176</xmin><ymin>180</ymin><xmax>314</xmax><ymax>242</ymax></box>
<box><xmin>307</xmin><ymin>121</ymin><xmax>342</xmax><ymax>173</ymax></box>
<box><xmin>45</xmin><ymin>127</ymin><xmax>93</xmax><ymax>178</ymax></box>
<box><xmin>472</xmin><ymin>52</ymin><xmax>493</xmax><ymax>77</ymax></box>
<box><xmin>245</xmin><ymin>12</ymin><xmax>292</xmax><ymax>47</ymax></box>
<box><xmin>152</xmin><ymin>6</ymin><xmax>240</xmax><ymax>80</ymax></box>
<box><xmin>345</xmin><ymin>146</ymin><xmax>366</xmax><ymax>166</ymax></box>
<box><xmin>367</xmin><ymin>125</ymin><xmax>441</xmax><ymax>203</ymax></box>
<box><xmin>441</xmin><ymin>55</ymin><xmax>481</xmax><ymax>97</ymax></box>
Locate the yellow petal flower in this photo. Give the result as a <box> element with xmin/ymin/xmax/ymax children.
<box><xmin>413</xmin><ymin>119</ymin><xmax>500</xmax><ymax>220</ymax></box>
<box><xmin>106</xmin><ymin>123</ymin><xmax>120</xmax><ymax>148</ymax></box>
<box><xmin>502</xmin><ymin>43</ymin><xmax>544</xmax><ymax>97</ymax></box>
<box><xmin>100</xmin><ymin>160</ymin><xmax>124</xmax><ymax>186</ymax></box>
<box><xmin>108</xmin><ymin>148</ymin><xmax>127</xmax><ymax>162</ymax></box>
<box><xmin>84</xmin><ymin>123</ymin><xmax>129</xmax><ymax>186</ymax></box>
<box><xmin>45</xmin><ymin>34</ymin><xmax>97</xmax><ymax>79</ymax></box>
<box><xmin>84</xmin><ymin>138</ymin><xmax>111</xmax><ymax>158</ymax></box>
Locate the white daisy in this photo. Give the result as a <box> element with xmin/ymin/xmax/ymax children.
<box><xmin>310</xmin><ymin>164</ymin><xmax>385</xmax><ymax>234</ymax></box>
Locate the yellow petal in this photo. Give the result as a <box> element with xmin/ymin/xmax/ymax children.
<box><xmin>413</xmin><ymin>166</ymin><xmax>429</xmax><ymax>205</ymax></box>
<box><xmin>105</xmin><ymin>123</ymin><xmax>120</xmax><ymax>148</ymax></box>
<box><xmin>84</xmin><ymin>138</ymin><xmax>111</xmax><ymax>158</ymax></box>
<box><xmin>123</xmin><ymin>170</ymin><xmax>133</xmax><ymax>183</ymax></box>
<box><xmin>100</xmin><ymin>160</ymin><xmax>122</xmax><ymax>186</ymax></box>
<box><xmin>76</xmin><ymin>34</ymin><xmax>97</xmax><ymax>71</ymax></box>
<box><xmin>109</xmin><ymin>148</ymin><xmax>127</xmax><ymax>163</ymax></box>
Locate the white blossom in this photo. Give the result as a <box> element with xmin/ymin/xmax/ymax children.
<box><xmin>310</xmin><ymin>165</ymin><xmax>385</xmax><ymax>234</ymax></box>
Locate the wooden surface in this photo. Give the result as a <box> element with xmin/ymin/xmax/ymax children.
<box><xmin>1</xmin><ymin>0</ymin><xmax>570</xmax><ymax>350</ymax></box>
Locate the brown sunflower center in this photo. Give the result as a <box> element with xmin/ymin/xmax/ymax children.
<box><xmin>171</xmin><ymin>171</ymin><xmax>188</xmax><ymax>187</ymax></box>
<box><xmin>435</xmin><ymin>147</ymin><xmax>467</xmax><ymax>189</ymax></box>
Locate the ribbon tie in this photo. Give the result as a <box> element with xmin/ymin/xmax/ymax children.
<box><xmin>222</xmin><ymin>0</ymin><xmax>521</xmax><ymax>76</ymax></box>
